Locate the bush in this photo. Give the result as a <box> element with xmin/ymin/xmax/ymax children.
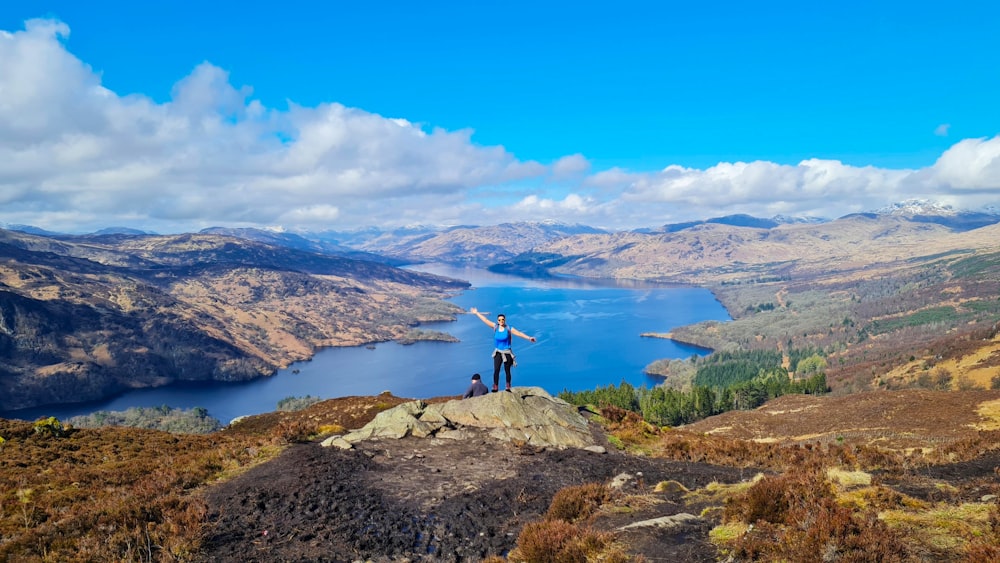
<box><xmin>546</xmin><ymin>483</ymin><xmax>609</xmax><ymax>523</ymax></box>
<box><xmin>32</xmin><ymin>417</ymin><xmax>65</xmax><ymax>437</ymax></box>
<box><xmin>722</xmin><ymin>469</ymin><xmax>911</xmax><ymax>561</ymax></box>
<box><xmin>67</xmin><ymin>406</ymin><xmax>222</xmax><ymax>434</ymax></box>
<box><xmin>510</xmin><ymin>519</ymin><xmax>613</xmax><ymax>563</ymax></box>
<box><xmin>276</xmin><ymin>395</ymin><xmax>324</xmax><ymax>412</ymax></box>
<box><xmin>274</xmin><ymin>419</ymin><xmax>317</xmax><ymax>443</ymax></box>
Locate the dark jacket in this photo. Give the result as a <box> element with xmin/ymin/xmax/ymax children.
<box><xmin>463</xmin><ymin>380</ymin><xmax>489</xmax><ymax>398</ymax></box>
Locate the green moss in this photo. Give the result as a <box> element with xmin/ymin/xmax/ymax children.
<box><xmin>709</xmin><ymin>522</ymin><xmax>748</xmax><ymax>544</ymax></box>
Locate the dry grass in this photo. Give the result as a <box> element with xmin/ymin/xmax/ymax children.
<box><xmin>581</xmin><ymin>394</ymin><xmax>1000</xmax><ymax>561</ymax></box>
<box><xmin>881</xmin><ymin>503</ymin><xmax>994</xmax><ymax>553</ymax></box>
<box><xmin>0</xmin><ymin>394</ymin><xmax>411</xmax><ymax>562</ymax></box>
<box><xmin>975</xmin><ymin>398</ymin><xmax>1000</xmax><ymax>431</ymax></box>
<box><xmin>682</xmin><ymin>389</ymin><xmax>1000</xmax><ymax>453</ymax></box>
<box><xmin>3</xmin><ymin>386</ymin><xmax>999</xmax><ymax>561</ymax></box>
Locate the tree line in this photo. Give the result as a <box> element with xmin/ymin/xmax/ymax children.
<box><xmin>560</xmin><ymin>349</ymin><xmax>828</xmax><ymax>426</ymax></box>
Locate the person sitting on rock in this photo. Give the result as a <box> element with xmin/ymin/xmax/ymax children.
<box><xmin>463</xmin><ymin>373</ymin><xmax>490</xmax><ymax>398</ymax></box>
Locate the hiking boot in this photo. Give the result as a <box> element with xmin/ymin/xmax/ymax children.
<box><xmin>492</xmin><ymin>384</ymin><xmax>499</xmax><ymax>393</ymax></box>
<box><xmin>505</xmin><ymin>385</ymin><xmax>512</xmax><ymax>392</ymax></box>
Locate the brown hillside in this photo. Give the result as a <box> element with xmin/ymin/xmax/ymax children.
<box><xmin>682</xmin><ymin>389</ymin><xmax>1000</xmax><ymax>450</ymax></box>
<box><xmin>3</xmin><ymin>389</ymin><xmax>999</xmax><ymax>561</ymax></box>
<box><xmin>0</xmin><ymin>229</ymin><xmax>467</xmax><ymax>410</ymax></box>
<box><xmin>538</xmin><ymin>216</ymin><xmax>1000</xmax><ymax>283</ymax></box>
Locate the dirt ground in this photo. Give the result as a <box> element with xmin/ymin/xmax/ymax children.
<box><xmin>195</xmin><ymin>390</ymin><xmax>1000</xmax><ymax>562</ymax></box>
<box><xmin>197</xmin><ymin>424</ymin><xmax>751</xmax><ymax>562</ymax></box>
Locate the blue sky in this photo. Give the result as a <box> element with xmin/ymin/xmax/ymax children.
<box><xmin>2</xmin><ymin>1</ymin><xmax>999</xmax><ymax>232</ymax></box>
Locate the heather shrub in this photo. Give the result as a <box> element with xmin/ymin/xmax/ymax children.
<box><xmin>599</xmin><ymin>406</ymin><xmax>659</xmax><ymax>449</ymax></box>
<box><xmin>721</xmin><ymin>468</ymin><xmax>911</xmax><ymax>561</ymax></box>
<box><xmin>546</xmin><ymin>483</ymin><xmax>609</xmax><ymax>523</ymax></box>
<box><xmin>273</xmin><ymin>419</ymin><xmax>317</xmax><ymax>443</ymax></box>
<box><xmin>510</xmin><ymin>519</ymin><xmax>614</xmax><ymax>563</ymax></box>
<box><xmin>722</xmin><ymin>470</ymin><xmax>831</xmax><ymax>525</ymax></box>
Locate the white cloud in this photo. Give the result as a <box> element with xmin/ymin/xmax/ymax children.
<box><xmin>277</xmin><ymin>204</ymin><xmax>341</xmax><ymax>223</ymax></box>
<box><xmin>550</xmin><ymin>154</ymin><xmax>590</xmax><ymax>179</ymax></box>
<box><xmin>0</xmin><ymin>19</ymin><xmax>547</xmax><ymax>232</ymax></box>
<box><xmin>2</xmin><ymin>18</ymin><xmax>1000</xmax><ymax>234</ymax></box>
<box><xmin>515</xmin><ymin>193</ymin><xmax>593</xmax><ymax>213</ymax></box>
<box><xmin>926</xmin><ymin>136</ymin><xmax>1000</xmax><ymax>191</ymax></box>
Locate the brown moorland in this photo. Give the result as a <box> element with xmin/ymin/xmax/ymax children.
<box><xmin>3</xmin><ymin>216</ymin><xmax>1000</xmax><ymax>560</ymax></box>
<box><xmin>2</xmin><ymin>388</ymin><xmax>999</xmax><ymax>562</ymax></box>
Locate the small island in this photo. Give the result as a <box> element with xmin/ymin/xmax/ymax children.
<box><xmin>396</xmin><ymin>329</ymin><xmax>461</xmax><ymax>346</ymax></box>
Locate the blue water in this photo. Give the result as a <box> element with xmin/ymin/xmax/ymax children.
<box><xmin>1</xmin><ymin>265</ymin><xmax>730</xmax><ymax>424</ymax></box>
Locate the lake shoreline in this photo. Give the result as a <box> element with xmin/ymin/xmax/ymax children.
<box><xmin>2</xmin><ymin>268</ymin><xmax>731</xmax><ymax>423</ymax></box>
<box><xmin>640</xmin><ymin>332</ymin><xmax>716</xmax><ymax>353</ymax></box>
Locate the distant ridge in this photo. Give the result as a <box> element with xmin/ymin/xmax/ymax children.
<box><xmin>315</xmin><ymin>221</ymin><xmax>609</xmax><ymax>266</ymax></box>
<box><xmin>92</xmin><ymin>227</ymin><xmax>157</xmax><ymax>236</ymax></box>
<box><xmin>647</xmin><ymin>213</ymin><xmax>826</xmax><ymax>234</ymax></box>
<box><xmin>199</xmin><ymin>226</ymin><xmax>406</xmax><ymax>265</ymax></box>
<box><xmin>871</xmin><ymin>199</ymin><xmax>1000</xmax><ymax>232</ymax></box>
<box><xmin>0</xmin><ymin>223</ymin><xmax>63</xmax><ymax>236</ymax></box>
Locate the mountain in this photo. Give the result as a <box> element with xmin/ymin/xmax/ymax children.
<box><xmin>0</xmin><ymin>223</ymin><xmax>63</xmax><ymax>236</ymax></box>
<box><xmin>0</xmin><ymin>228</ymin><xmax>467</xmax><ymax>411</ymax></box>
<box><xmin>5</xmin><ymin>212</ymin><xmax>1000</xmax><ymax>561</ymax></box>
<box><xmin>327</xmin><ymin>221</ymin><xmax>609</xmax><ymax>266</ymax></box>
<box><xmin>643</xmin><ymin>213</ymin><xmax>827</xmax><ymax>234</ymax></box>
<box><xmin>91</xmin><ymin>227</ymin><xmax>157</xmax><ymax>236</ymax></box>
<box><xmin>198</xmin><ymin>226</ymin><xmax>406</xmax><ymax>265</ymax></box>
<box><xmin>873</xmin><ymin>198</ymin><xmax>1000</xmax><ymax>231</ymax></box>
<box><xmin>311</xmin><ymin>224</ymin><xmax>450</xmax><ymax>249</ymax></box>
<box><xmin>526</xmin><ymin>213</ymin><xmax>1000</xmax><ymax>284</ymax></box>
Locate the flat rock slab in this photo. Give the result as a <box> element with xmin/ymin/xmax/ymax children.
<box><xmin>329</xmin><ymin>386</ymin><xmax>598</xmax><ymax>450</ymax></box>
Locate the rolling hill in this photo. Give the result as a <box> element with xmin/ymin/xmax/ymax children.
<box><xmin>0</xmin><ymin>229</ymin><xmax>467</xmax><ymax>411</ymax></box>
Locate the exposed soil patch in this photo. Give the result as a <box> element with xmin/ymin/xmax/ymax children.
<box><xmin>198</xmin><ymin>426</ymin><xmax>750</xmax><ymax>562</ymax></box>
<box><xmin>880</xmin><ymin>450</ymin><xmax>1000</xmax><ymax>504</ymax></box>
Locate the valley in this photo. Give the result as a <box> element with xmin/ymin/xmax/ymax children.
<box><xmin>0</xmin><ymin>229</ymin><xmax>467</xmax><ymax>411</ymax></box>
<box><xmin>2</xmin><ymin>209</ymin><xmax>1000</xmax><ymax>561</ymax></box>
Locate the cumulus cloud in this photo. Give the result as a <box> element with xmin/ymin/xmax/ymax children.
<box><xmin>2</xmin><ymin>18</ymin><xmax>1000</xmax><ymax>234</ymax></box>
<box><xmin>514</xmin><ymin>193</ymin><xmax>593</xmax><ymax>213</ymax></box>
<box><xmin>550</xmin><ymin>154</ymin><xmax>590</xmax><ymax>179</ymax></box>
<box><xmin>622</xmin><ymin>159</ymin><xmax>909</xmax><ymax>214</ymax></box>
<box><xmin>926</xmin><ymin>136</ymin><xmax>1000</xmax><ymax>191</ymax></box>
<box><xmin>0</xmin><ymin>19</ymin><xmax>546</xmax><ymax>232</ymax></box>
<box><xmin>594</xmin><ymin>144</ymin><xmax>1000</xmax><ymax>225</ymax></box>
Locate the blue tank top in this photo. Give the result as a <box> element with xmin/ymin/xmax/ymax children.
<box><xmin>494</xmin><ymin>325</ymin><xmax>513</xmax><ymax>350</ymax></box>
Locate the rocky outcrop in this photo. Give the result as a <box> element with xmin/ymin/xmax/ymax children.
<box><xmin>321</xmin><ymin>386</ymin><xmax>601</xmax><ymax>450</ymax></box>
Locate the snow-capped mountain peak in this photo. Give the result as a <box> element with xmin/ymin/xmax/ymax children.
<box><xmin>875</xmin><ymin>199</ymin><xmax>957</xmax><ymax>216</ymax></box>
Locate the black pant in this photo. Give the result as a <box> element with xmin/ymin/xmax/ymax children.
<box><xmin>493</xmin><ymin>352</ymin><xmax>513</xmax><ymax>387</ymax></box>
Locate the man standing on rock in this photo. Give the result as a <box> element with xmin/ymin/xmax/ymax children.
<box><xmin>469</xmin><ymin>307</ymin><xmax>536</xmax><ymax>392</ymax></box>
<box><xmin>463</xmin><ymin>373</ymin><xmax>490</xmax><ymax>398</ymax></box>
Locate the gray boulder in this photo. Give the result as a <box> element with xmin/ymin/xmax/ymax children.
<box><xmin>330</xmin><ymin>386</ymin><xmax>598</xmax><ymax>450</ymax></box>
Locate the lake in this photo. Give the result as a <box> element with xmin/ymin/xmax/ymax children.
<box><xmin>1</xmin><ymin>265</ymin><xmax>731</xmax><ymax>424</ymax></box>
